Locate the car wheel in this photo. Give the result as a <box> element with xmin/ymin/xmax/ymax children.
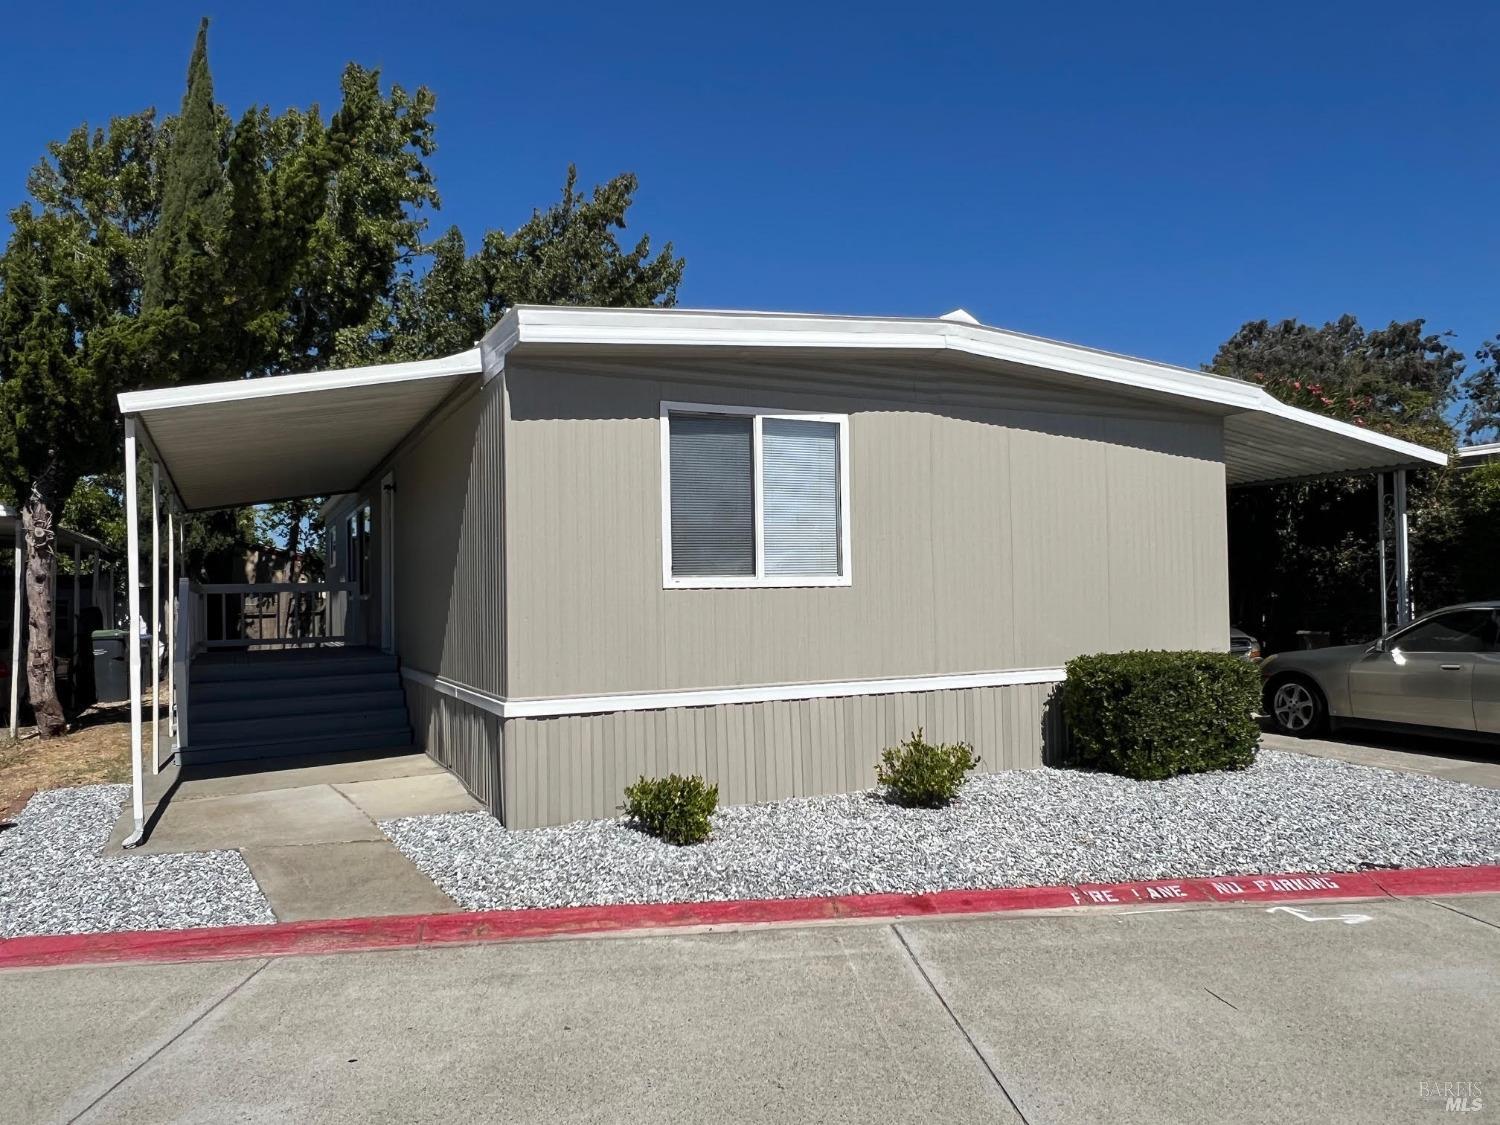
<box><xmin>1266</xmin><ymin>675</ymin><xmax>1327</xmax><ymax>738</ymax></box>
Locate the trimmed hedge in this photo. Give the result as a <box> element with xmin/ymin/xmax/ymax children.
<box><xmin>1062</xmin><ymin>651</ymin><xmax>1259</xmax><ymax>780</ymax></box>
<box><xmin>876</xmin><ymin>728</ymin><xmax>980</xmax><ymax>807</ymax></box>
<box><xmin>622</xmin><ymin>773</ymin><xmax>718</xmax><ymax>845</ymax></box>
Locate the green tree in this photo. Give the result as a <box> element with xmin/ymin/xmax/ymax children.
<box><xmin>1211</xmin><ymin>315</ymin><xmax>1478</xmax><ymax>652</ymax></box>
<box><xmin>143</xmin><ymin>19</ymin><xmax>225</xmax><ymax>316</ymax></box>
<box><xmin>2</xmin><ymin>19</ymin><xmax>684</xmax><ymax>737</ymax></box>
<box><xmin>0</xmin><ymin>123</ymin><xmax>157</xmax><ymax>733</ymax></box>
<box><xmin>1462</xmin><ymin>340</ymin><xmax>1499</xmax><ymax>443</ymax></box>
<box><xmin>337</xmin><ymin>165</ymin><xmax>684</xmax><ymax>365</ymax></box>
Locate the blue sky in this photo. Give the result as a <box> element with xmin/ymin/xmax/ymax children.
<box><xmin>2</xmin><ymin>1</ymin><xmax>1496</xmax><ymax>372</ymax></box>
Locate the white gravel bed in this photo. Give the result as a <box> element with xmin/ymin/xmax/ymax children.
<box><xmin>381</xmin><ymin>749</ymin><xmax>1500</xmax><ymax>911</ymax></box>
<box><xmin>0</xmin><ymin>785</ymin><xmax>274</xmax><ymax>938</ymax></box>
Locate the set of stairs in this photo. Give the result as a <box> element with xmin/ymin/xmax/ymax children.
<box><xmin>181</xmin><ymin>649</ymin><xmax>413</xmax><ymax>766</ymax></box>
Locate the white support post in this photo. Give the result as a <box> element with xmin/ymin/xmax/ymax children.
<box><xmin>167</xmin><ymin>503</ymin><xmax>176</xmax><ymax>748</ymax></box>
<box><xmin>91</xmin><ymin>552</ymin><xmax>100</xmax><ymax>622</ymax></box>
<box><xmin>8</xmin><ymin>536</ymin><xmax>20</xmax><ymax>741</ymax></box>
<box><xmin>71</xmin><ymin>543</ymin><xmax>80</xmax><ymax>676</ymax></box>
<box><xmin>1394</xmin><ymin>468</ymin><xmax>1412</xmax><ymax>626</ymax></box>
<box><xmin>1377</xmin><ymin>474</ymin><xmax>1389</xmax><ymax>637</ymax></box>
<box><xmin>123</xmin><ymin>419</ymin><xmax>145</xmax><ymax>847</ymax></box>
<box><xmin>151</xmin><ymin>462</ymin><xmax>161</xmax><ymax>775</ymax></box>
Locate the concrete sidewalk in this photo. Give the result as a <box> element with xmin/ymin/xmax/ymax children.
<box><xmin>7</xmin><ymin>894</ymin><xmax>1497</xmax><ymax>1123</ymax></box>
<box><xmin>104</xmin><ymin>752</ymin><xmax>480</xmax><ymax>921</ymax></box>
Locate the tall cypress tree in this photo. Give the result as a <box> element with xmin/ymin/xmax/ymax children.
<box><xmin>143</xmin><ymin>17</ymin><xmax>225</xmax><ymax>317</ymax></box>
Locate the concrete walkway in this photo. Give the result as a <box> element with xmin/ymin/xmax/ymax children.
<box><xmin>105</xmin><ymin>753</ymin><xmax>480</xmax><ymax>921</ymax></box>
<box><xmin>6</xmin><ymin>894</ymin><xmax>1497</xmax><ymax>1123</ymax></box>
<box><xmin>1263</xmin><ymin>729</ymin><xmax>1500</xmax><ymax>788</ymax></box>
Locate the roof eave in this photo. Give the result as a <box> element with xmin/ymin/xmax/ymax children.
<box><xmin>486</xmin><ymin>306</ymin><xmax>1449</xmax><ymax>476</ymax></box>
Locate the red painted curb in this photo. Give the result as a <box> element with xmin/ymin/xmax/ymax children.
<box><xmin>3</xmin><ymin>864</ymin><xmax>1498</xmax><ymax>972</ymax></box>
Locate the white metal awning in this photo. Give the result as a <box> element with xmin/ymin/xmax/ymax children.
<box><xmin>116</xmin><ymin>350</ymin><xmax>481</xmax><ymax>511</ymax></box>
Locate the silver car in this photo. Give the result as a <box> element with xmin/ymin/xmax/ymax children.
<box><xmin>1260</xmin><ymin>602</ymin><xmax>1500</xmax><ymax>739</ymax></box>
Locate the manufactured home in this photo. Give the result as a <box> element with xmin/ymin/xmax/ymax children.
<box><xmin>114</xmin><ymin>306</ymin><xmax>1446</xmax><ymax>839</ymax></box>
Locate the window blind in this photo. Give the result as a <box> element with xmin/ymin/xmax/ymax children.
<box><xmin>762</xmin><ymin>418</ymin><xmax>840</xmax><ymax>576</ymax></box>
<box><xmin>669</xmin><ymin>414</ymin><xmax>755</xmax><ymax>577</ymax></box>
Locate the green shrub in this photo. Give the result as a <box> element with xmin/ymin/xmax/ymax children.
<box><xmin>1062</xmin><ymin>650</ymin><xmax>1260</xmax><ymax>780</ymax></box>
<box><xmin>875</xmin><ymin>728</ymin><xmax>980</xmax><ymax>807</ymax></box>
<box><xmin>621</xmin><ymin>773</ymin><xmax>719</xmax><ymax>845</ymax></box>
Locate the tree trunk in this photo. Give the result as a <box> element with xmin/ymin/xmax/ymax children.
<box><xmin>21</xmin><ymin>482</ymin><xmax>68</xmax><ymax>737</ymax></box>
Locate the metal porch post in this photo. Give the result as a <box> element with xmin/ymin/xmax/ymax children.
<box><xmin>71</xmin><ymin>543</ymin><xmax>80</xmax><ymax>677</ymax></box>
<box><xmin>8</xmin><ymin>534</ymin><xmax>20</xmax><ymax>740</ymax></box>
<box><xmin>122</xmin><ymin>419</ymin><xmax>145</xmax><ymax>847</ymax></box>
<box><xmin>1394</xmin><ymin>468</ymin><xmax>1411</xmax><ymax>626</ymax></box>
<box><xmin>1377</xmin><ymin>474</ymin><xmax>1389</xmax><ymax>636</ymax></box>
<box><xmin>167</xmin><ymin>503</ymin><xmax>176</xmax><ymax>748</ymax></box>
<box><xmin>151</xmin><ymin>462</ymin><xmax>161</xmax><ymax>774</ymax></box>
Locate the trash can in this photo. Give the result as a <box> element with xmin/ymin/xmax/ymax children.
<box><xmin>92</xmin><ymin>630</ymin><xmax>130</xmax><ymax>704</ymax></box>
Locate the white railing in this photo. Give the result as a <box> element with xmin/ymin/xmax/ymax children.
<box><xmin>197</xmin><ymin>582</ymin><xmax>360</xmax><ymax>650</ymax></box>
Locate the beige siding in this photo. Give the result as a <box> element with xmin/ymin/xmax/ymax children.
<box><xmin>502</xmin><ymin>354</ymin><xmax>1229</xmax><ymax>699</ymax></box>
<box><xmin>391</xmin><ymin>381</ymin><xmax>506</xmax><ymax>695</ymax></box>
<box><xmin>404</xmin><ymin>677</ymin><xmax>502</xmax><ymax>814</ymax></box>
<box><xmin>501</xmin><ymin>681</ymin><xmax>1061</xmax><ymax>829</ymax></box>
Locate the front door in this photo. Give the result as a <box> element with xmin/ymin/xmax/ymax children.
<box><xmin>1347</xmin><ymin>609</ymin><xmax>1493</xmax><ymax>731</ymax></box>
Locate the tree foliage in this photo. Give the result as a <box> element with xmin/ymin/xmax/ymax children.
<box><xmin>1214</xmin><ymin>315</ymin><xmax>1495</xmax><ymax>652</ymax></box>
<box><xmin>0</xmin><ymin>18</ymin><xmax>684</xmax><ymax>732</ymax></box>
<box><xmin>336</xmin><ymin>165</ymin><xmax>683</xmax><ymax>365</ymax></box>
<box><xmin>1464</xmin><ymin>340</ymin><xmax>1499</xmax><ymax>443</ymax></box>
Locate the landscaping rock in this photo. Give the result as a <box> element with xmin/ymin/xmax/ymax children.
<box><xmin>0</xmin><ymin>785</ymin><xmax>274</xmax><ymax>938</ymax></box>
<box><xmin>381</xmin><ymin>750</ymin><xmax>1500</xmax><ymax>911</ymax></box>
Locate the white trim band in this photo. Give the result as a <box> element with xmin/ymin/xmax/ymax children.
<box><xmin>401</xmin><ymin>665</ymin><xmax>1067</xmax><ymax>720</ymax></box>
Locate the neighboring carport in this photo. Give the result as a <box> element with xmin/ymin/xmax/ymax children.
<box><xmin>3</xmin><ymin>507</ymin><xmax>111</xmax><ymax>739</ymax></box>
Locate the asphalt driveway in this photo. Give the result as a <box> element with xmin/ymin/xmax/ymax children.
<box><xmin>7</xmin><ymin>894</ymin><xmax>1497</xmax><ymax>1123</ymax></box>
<box><xmin>1260</xmin><ymin>728</ymin><xmax>1500</xmax><ymax>788</ymax></box>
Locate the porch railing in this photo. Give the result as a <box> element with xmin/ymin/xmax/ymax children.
<box><xmin>196</xmin><ymin>582</ymin><xmax>360</xmax><ymax>650</ymax></box>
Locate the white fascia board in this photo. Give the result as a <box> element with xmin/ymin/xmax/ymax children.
<box><xmin>117</xmin><ymin>349</ymin><xmax>482</xmax><ymax>415</ymax></box>
<box><xmin>499</xmin><ymin>305</ymin><xmax>1261</xmax><ymax>409</ymax></box>
<box><xmin>480</xmin><ymin>308</ymin><xmax>521</xmax><ymax>383</ymax></box>
<box><xmin>1254</xmin><ymin>398</ymin><xmax>1449</xmax><ymax>467</ymax></box>
<box><xmin>402</xmin><ymin>664</ymin><xmax>1066</xmax><ymax>721</ymax></box>
<box><xmin>486</xmin><ymin>306</ymin><xmax>1449</xmax><ymax>468</ymax></box>
<box><xmin>1457</xmin><ymin>441</ymin><xmax>1500</xmax><ymax>460</ymax></box>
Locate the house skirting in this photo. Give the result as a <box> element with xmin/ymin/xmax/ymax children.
<box><xmin>406</xmin><ymin>672</ymin><xmax>1064</xmax><ymax>830</ymax></box>
<box><xmin>403</xmin><ymin>676</ymin><xmax>504</xmax><ymax>816</ymax></box>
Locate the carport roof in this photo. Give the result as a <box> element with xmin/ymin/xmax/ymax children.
<box><xmin>117</xmin><ymin>307</ymin><xmax>1448</xmax><ymax>511</ymax></box>
<box><xmin>117</xmin><ymin>349</ymin><xmax>480</xmax><ymax>510</ymax></box>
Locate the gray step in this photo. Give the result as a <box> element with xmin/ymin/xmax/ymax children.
<box><xmin>191</xmin><ymin>672</ymin><xmax>397</xmax><ymax>704</ymax></box>
<box><xmin>192</xmin><ymin>707</ymin><xmax>411</xmax><ymax>748</ymax></box>
<box><xmin>179</xmin><ymin>727</ymin><xmax>415</xmax><ymax>767</ymax></box>
<box><xmin>191</xmin><ymin>689</ymin><xmax>407</xmax><ymax>724</ymax></box>
<box><xmin>191</xmin><ymin>651</ymin><xmax>396</xmax><ymax>684</ymax></box>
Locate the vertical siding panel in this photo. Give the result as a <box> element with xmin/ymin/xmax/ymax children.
<box><xmin>495</xmin><ymin>678</ymin><xmax>1056</xmax><ymax>828</ymax></box>
<box><xmin>503</xmin><ymin>359</ymin><xmax>1225</xmax><ymax>700</ymax></box>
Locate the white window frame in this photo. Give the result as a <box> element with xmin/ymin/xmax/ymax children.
<box><xmin>660</xmin><ymin>400</ymin><xmax>852</xmax><ymax>590</ymax></box>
